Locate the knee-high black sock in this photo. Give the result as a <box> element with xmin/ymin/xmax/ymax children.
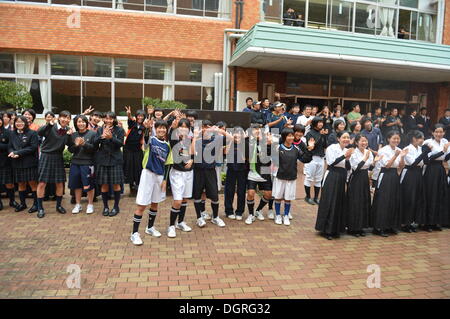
<box><xmin>170</xmin><ymin>207</ymin><xmax>179</xmax><ymax>226</ymax></box>
<box><xmin>132</xmin><ymin>214</ymin><xmax>142</xmax><ymax>233</ymax></box>
<box><xmin>268</xmin><ymin>198</ymin><xmax>274</xmax><ymax>210</ymax></box>
<box><xmin>148</xmin><ymin>209</ymin><xmax>157</xmax><ymax>228</ymax></box>
<box><xmin>56</xmin><ymin>196</ymin><xmax>62</xmax><ymax>208</ymax></box>
<box><xmin>247</xmin><ymin>200</ymin><xmax>255</xmax><ymax>215</ymax></box>
<box><xmin>211</xmin><ymin>201</ymin><xmax>219</xmax><ymax>219</ymax></box>
<box><xmin>31</xmin><ymin>191</ymin><xmax>37</xmax><ymax>206</ymax></box>
<box><xmin>37</xmin><ymin>198</ymin><xmax>43</xmax><ymax>210</ymax></box>
<box><xmin>256</xmin><ymin>197</ymin><xmax>269</xmax><ymax>212</ymax></box>
<box><xmin>194</xmin><ymin>200</ymin><xmax>202</xmax><ymax>218</ymax></box>
<box><xmin>19</xmin><ymin>191</ymin><xmax>27</xmax><ymax>206</ymax></box>
<box><xmin>200</xmin><ymin>200</ymin><xmax>206</xmax><ymax>213</ymax></box>
<box><xmin>101</xmin><ymin>192</ymin><xmax>109</xmax><ymax>209</ymax></box>
<box><xmin>314</xmin><ymin>186</ymin><xmax>321</xmax><ymax>200</ymax></box>
<box><xmin>7</xmin><ymin>188</ymin><xmax>15</xmax><ymax>205</ymax></box>
<box><xmin>113</xmin><ymin>191</ymin><xmax>121</xmax><ymax>209</ymax></box>
<box><xmin>178</xmin><ymin>202</ymin><xmax>187</xmax><ymax>223</ymax></box>
<box><xmin>305</xmin><ymin>186</ymin><xmax>311</xmax><ymax>198</ymax></box>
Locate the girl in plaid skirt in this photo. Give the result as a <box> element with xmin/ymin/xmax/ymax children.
<box><xmin>0</xmin><ymin>114</ymin><xmax>19</xmax><ymax>211</ymax></box>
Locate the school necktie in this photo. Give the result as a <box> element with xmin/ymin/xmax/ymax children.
<box><xmin>57</xmin><ymin>128</ymin><xmax>66</xmax><ymax>136</ymax></box>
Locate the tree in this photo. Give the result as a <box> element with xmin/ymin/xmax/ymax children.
<box><xmin>0</xmin><ymin>80</ymin><xmax>33</xmax><ymax>112</ymax></box>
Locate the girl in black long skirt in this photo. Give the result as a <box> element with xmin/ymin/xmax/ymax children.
<box><xmin>315</xmin><ymin>131</ymin><xmax>353</xmax><ymax>240</ymax></box>
<box><xmin>422</xmin><ymin>124</ymin><xmax>450</xmax><ymax>231</ymax></box>
<box><xmin>7</xmin><ymin>116</ymin><xmax>39</xmax><ymax>212</ymax></box>
<box><xmin>346</xmin><ymin>134</ymin><xmax>375</xmax><ymax>237</ymax></box>
<box><xmin>123</xmin><ymin>107</ymin><xmax>145</xmax><ymax>193</ymax></box>
<box><xmin>371</xmin><ymin>131</ymin><xmax>408</xmax><ymax>237</ymax></box>
<box><xmin>400</xmin><ymin>130</ymin><xmax>429</xmax><ymax>233</ymax></box>
<box><xmin>0</xmin><ymin>115</ymin><xmax>19</xmax><ymax>210</ymax></box>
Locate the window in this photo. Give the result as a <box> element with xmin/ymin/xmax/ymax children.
<box><xmin>52</xmin><ymin>0</ymin><xmax>82</xmax><ymax>4</ymax></box>
<box><xmin>372</xmin><ymin>79</ymin><xmax>408</xmax><ymax>101</ymax></box>
<box><xmin>144</xmin><ymin>84</ymin><xmax>164</xmax><ymax>100</ymax></box>
<box><xmin>377</xmin><ymin>6</ymin><xmax>398</xmax><ymax>37</ymax></box>
<box><xmin>175</xmin><ymin>62</ymin><xmax>202</xmax><ymax>82</ymax></box>
<box><xmin>82</xmin><ymin>56</ymin><xmax>112</xmax><ymax>77</ymax></box>
<box><xmin>144</xmin><ymin>61</ymin><xmax>171</xmax><ymax>80</ymax></box>
<box><xmin>329</xmin><ymin>0</ymin><xmax>353</xmax><ymax>32</ymax></box>
<box><xmin>331</xmin><ymin>76</ymin><xmax>370</xmax><ymax>99</ymax></box>
<box><xmin>51</xmin><ymin>80</ymin><xmax>81</xmax><ymax>114</ymax></box>
<box><xmin>115</xmin><ymin>83</ymin><xmax>143</xmax><ymax>110</ymax></box>
<box><xmin>400</xmin><ymin>0</ymin><xmax>418</xmax><ymax>9</ymax></box>
<box><xmin>398</xmin><ymin>9</ymin><xmax>418</xmax><ymax>40</ymax></box>
<box><xmin>308</xmin><ymin>0</ymin><xmax>328</xmax><ymax>29</ymax></box>
<box><xmin>145</xmin><ymin>0</ymin><xmax>169</xmax><ymax>13</ymax></box>
<box><xmin>202</xmin><ymin>87</ymin><xmax>214</xmax><ymax>110</ymax></box>
<box><xmin>115</xmin><ymin>58</ymin><xmax>143</xmax><ymax>79</ymax></box>
<box><xmin>417</xmin><ymin>13</ymin><xmax>436</xmax><ymax>42</ymax></box>
<box><xmin>82</xmin><ymin>81</ymin><xmax>112</xmax><ymax>113</ymax></box>
<box><xmin>0</xmin><ymin>54</ymin><xmax>14</xmax><ymax>73</ymax></box>
<box><xmin>286</xmin><ymin>73</ymin><xmax>329</xmax><ymax>96</ymax></box>
<box><xmin>118</xmin><ymin>0</ymin><xmax>144</xmax><ymax>11</ymax></box>
<box><xmin>355</xmin><ymin>3</ymin><xmax>376</xmax><ymax>35</ymax></box>
<box><xmin>262</xmin><ymin>0</ymin><xmax>282</xmax><ymax>22</ymax></box>
<box><xmin>51</xmin><ymin>55</ymin><xmax>81</xmax><ymax>76</ymax></box>
<box><xmin>175</xmin><ymin>85</ymin><xmax>201</xmax><ymax>109</ymax></box>
<box><xmin>84</xmin><ymin>0</ymin><xmax>113</xmax><ymax>8</ymax></box>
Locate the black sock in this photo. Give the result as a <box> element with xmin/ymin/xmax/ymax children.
<box><xmin>56</xmin><ymin>196</ymin><xmax>62</xmax><ymax>208</ymax></box>
<box><xmin>7</xmin><ymin>188</ymin><xmax>15</xmax><ymax>204</ymax></box>
<box><xmin>200</xmin><ymin>200</ymin><xmax>206</xmax><ymax>213</ymax></box>
<box><xmin>305</xmin><ymin>186</ymin><xmax>311</xmax><ymax>198</ymax></box>
<box><xmin>101</xmin><ymin>192</ymin><xmax>109</xmax><ymax>209</ymax></box>
<box><xmin>256</xmin><ymin>197</ymin><xmax>269</xmax><ymax>212</ymax></box>
<box><xmin>19</xmin><ymin>191</ymin><xmax>27</xmax><ymax>206</ymax></box>
<box><xmin>178</xmin><ymin>202</ymin><xmax>187</xmax><ymax>223</ymax></box>
<box><xmin>170</xmin><ymin>207</ymin><xmax>179</xmax><ymax>226</ymax></box>
<box><xmin>194</xmin><ymin>200</ymin><xmax>202</xmax><ymax>218</ymax></box>
<box><xmin>37</xmin><ymin>197</ymin><xmax>43</xmax><ymax>210</ymax></box>
<box><xmin>148</xmin><ymin>209</ymin><xmax>157</xmax><ymax>228</ymax></box>
<box><xmin>268</xmin><ymin>198</ymin><xmax>274</xmax><ymax>210</ymax></box>
<box><xmin>314</xmin><ymin>186</ymin><xmax>321</xmax><ymax>200</ymax></box>
<box><xmin>113</xmin><ymin>191</ymin><xmax>121</xmax><ymax>209</ymax></box>
<box><xmin>31</xmin><ymin>191</ymin><xmax>37</xmax><ymax>206</ymax></box>
<box><xmin>247</xmin><ymin>200</ymin><xmax>255</xmax><ymax>215</ymax></box>
<box><xmin>211</xmin><ymin>201</ymin><xmax>219</xmax><ymax>219</ymax></box>
<box><xmin>132</xmin><ymin>214</ymin><xmax>142</xmax><ymax>233</ymax></box>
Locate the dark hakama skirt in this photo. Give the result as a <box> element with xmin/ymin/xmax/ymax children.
<box><xmin>400</xmin><ymin>166</ymin><xmax>425</xmax><ymax>225</ymax></box>
<box><xmin>423</xmin><ymin>161</ymin><xmax>448</xmax><ymax>226</ymax></box>
<box><xmin>315</xmin><ymin>167</ymin><xmax>347</xmax><ymax>235</ymax></box>
<box><xmin>346</xmin><ymin>168</ymin><xmax>371</xmax><ymax>232</ymax></box>
<box><xmin>371</xmin><ymin>168</ymin><xmax>401</xmax><ymax>231</ymax></box>
<box><xmin>123</xmin><ymin>149</ymin><xmax>143</xmax><ymax>185</ymax></box>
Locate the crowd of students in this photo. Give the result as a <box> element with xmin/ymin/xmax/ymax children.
<box><xmin>1</xmin><ymin>98</ymin><xmax>450</xmax><ymax>245</ymax></box>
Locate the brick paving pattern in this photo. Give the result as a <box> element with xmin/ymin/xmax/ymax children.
<box><xmin>1</xmin><ymin>170</ymin><xmax>449</xmax><ymax>299</ymax></box>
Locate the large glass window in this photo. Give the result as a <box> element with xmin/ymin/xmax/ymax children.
<box><xmin>115</xmin><ymin>82</ymin><xmax>143</xmax><ymax>110</ymax></box>
<box><xmin>84</xmin><ymin>0</ymin><xmax>113</xmax><ymax>8</ymax></box>
<box><xmin>329</xmin><ymin>0</ymin><xmax>353</xmax><ymax>32</ymax></box>
<box><xmin>0</xmin><ymin>54</ymin><xmax>15</xmax><ymax>74</ymax></box>
<box><xmin>400</xmin><ymin>0</ymin><xmax>418</xmax><ymax>9</ymax></box>
<box><xmin>262</xmin><ymin>0</ymin><xmax>283</xmax><ymax>22</ymax></box>
<box><xmin>355</xmin><ymin>2</ymin><xmax>376</xmax><ymax>35</ymax></box>
<box><xmin>286</xmin><ymin>73</ymin><xmax>329</xmax><ymax>96</ymax></box>
<box><xmin>82</xmin><ymin>56</ymin><xmax>112</xmax><ymax>77</ymax></box>
<box><xmin>82</xmin><ymin>81</ymin><xmax>112</xmax><ymax>113</ymax></box>
<box><xmin>377</xmin><ymin>6</ymin><xmax>398</xmax><ymax>37</ymax></box>
<box><xmin>117</xmin><ymin>0</ymin><xmax>144</xmax><ymax>11</ymax></box>
<box><xmin>308</xmin><ymin>0</ymin><xmax>328</xmax><ymax>29</ymax></box>
<box><xmin>144</xmin><ymin>84</ymin><xmax>164</xmax><ymax>100</ymax></box>
<box><xmin>144</xmin><ymin>61</ymin><xmax>171</xmax><ymax>81</ymax></box>
<box><xmin>51</xmin><ymin>80</ymin><xmax>81</xmax><ymax>115</ymax></box>
<box><xmin>145</xmin><ymin>0</ymin><xmax>170</xmax><ymax>13</ymax></box>
<box><xmin>115</xmin><ymin>58</ymin><xmax>143</xmax><ymax>79</ymax></box>
<box><xmin>331</xmin><ymin>76</ymin><xmax>370</xmax><ymax>99</ymax></box>
<box><xmin>51</xmin><ymin>55</ymin><xmax>81</xmax><ymax>76</ymax></box>
<box><xmin>202</xmin><ymin>87</ymin><xmax>214</xmax><ymax>110</ymax></box>
<box><xmin>417</xmin><ymin>13</ymin><xmax>436</xmax><ymax>42</ymax></box>
<box><xmin>175</xmin><ymin>62</ymin><xmax>202</xmax><ymax>82</ymax></box>
<box><xmin>398</xmin><ymin>9</ymin><xmax>418</xmax><ymax>40</ymax></box>
<box><xmin>175</xmin><ymin>85</ymin><xmax>201</xmax><ymax>109</ymax></box>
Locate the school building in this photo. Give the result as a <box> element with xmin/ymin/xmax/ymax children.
<box><xmin>0</xmin><ymin>0</ymin><xmax>449</xmax><ymax>120</ymax></box>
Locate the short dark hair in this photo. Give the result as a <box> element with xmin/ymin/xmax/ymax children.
<box><xmin>44</xmin><ymin>111</ymin><xmax>55</xmax><ymax>118</ymax></box>
<box><xmin>104</xmin><ymin>111</ymin><xmax>118</xmax><ymax>126</ymax></box>
<box><xmin>333</xmin><ymin>119</ymin><xmax>345</xmax><ymax>131</ymax></box>
<box><xmin>354</xmin><ymin>134</ymin><xmax>368</xmax><ymax>145</ymax></box>
<box><xmin>73</xmin><ymin>114</ymin><xmax>89</xmax><ymax>131</ymax></box>
<box><xmin>202</xmin><ymin>119</ymin><xmax>212</xmax><ymax>127</ymax></box>
<box><xmin>350</xmin><ymin>121</ymin><xmax>361</xmax><ymax>132</ymax></box>
<box><xmin>246</xmin><ymin>97</ymin><xmax>253</xmax><ymax>103</ymax></box>
<box><xmin>23</xmin><ymin>109</ymin><xmax>36</xmax><ymax>121</ymax></box>
<box><xmin>177</xmin><ymin>118</ymin><xmax>191</xmax><ymax>129</ymax></box>
<box><xmin>91</xmin><ymin>111</ymin><xmax>103</xmax><ymax>118</ymax></box>
<box><xmin>336</xmin><ymin>131</ymin><xmax>350</xmax><ymax>139</ymax></box>
<box><xmin>280</xmin><ymin>128</ymin><xmax>294</xmax><ymax>144</ymax></box>
<box><xmin>154</xmin><ymin>119</ymin><xmax>169</xmax><ymax>130</ymax></box>
<box><xmin>407</xmin><ymin>130</ymin><xmax>424</xmax><ymax>143</ymax></box>
<box><xmin>59</xmin><ymin>110</ymin><xmax>71</xmax><ymax>118</ymax></box>
<box><xmin>186</xmin><ymin>110</ymin><xmax>198</xmax><ymax>120</ymax></box>
<box><xmin>293</xmin><ymin>124</ymin><xmax>305</xmax><ymax>134</ymax></box>
<box><xmin>216</xmin><ymin>121</ymin><xmax>227</xmax><ymax>128</ymax></box>
<box><xmin>14</xmin><ymin>115</ymin><xmax>29</xmax><ymax>131</ymax></box>
<box><xmin>419</xmin><ymin>107</ymin><xmax>427</xmax><ymax>112</ymax></box>
<box><xmin>386</xmin><ymin>130</ymin><xmax>401</xmax><ymax>141</ymax></box>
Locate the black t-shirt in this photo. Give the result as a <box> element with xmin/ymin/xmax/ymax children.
<box><xmin>125</xmin><ymin>119</ymin><xmax>144</xmax><ymax>151</ymax></box>
<box><xmin>169</xmin><ymin>131</ymin><xmax>193</xmax><ymax>172</ymax></box>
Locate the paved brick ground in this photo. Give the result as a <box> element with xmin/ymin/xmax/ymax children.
<box><xmin>1</xmin><ymin>166</ymin><xmax>450</xmax><ymax>299</ymax></box>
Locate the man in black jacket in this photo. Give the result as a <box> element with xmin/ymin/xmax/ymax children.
<box><xmin>416</xmin><ymin>107</ymin><xmax>432</xmax><ymax>139</ymax></box>
<box><xmin>439</xmin><ymin>108</ymin><xmax>450</xmax><ymax>141</ymax></box>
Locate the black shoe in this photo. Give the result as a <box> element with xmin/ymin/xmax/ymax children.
<box><xmin>37</xmin><ymin>209</ymin><xmax>45</xmax><ymax>218</ymax></box>
<box><xmin>0</xmin><ymin>201</ymin><xmax>3</xmax><ymax>211</ymax></box>
<box><xmin>305</xmin><ymin>197</ymin><xmax>316</xmax><ymax>205</ymax></box>
<box><xmin>387</xmin><ymin>228</ymin><xmax>398</xmax><ymax>235</ymax></box>
<box><xmin>432</xmin><ymin>225</ymin><xmax>442</xmax><ymax>231</ymax></box>
<box><xmin>70</xmin><ymin>197</ymin><xmax>76</xmax><ymax>204</ymax></box>
<box><xmin>313</xmin><ymin>198</ymin><xmax>320</xmax><ymax>205</ymax></box>
<box><xmin>348</xmin><ymin>231</ymin><xmax>360</xmax><ymax>237</ymax></box>
<box><xmin>56</xmin><ymin>206</ymin><xmax>66</xmax><ymax>214</ymax></box>
<box><xmin>109</xmin><ymin>208</ymin><xmax>119</xmax><ymax>217</ymax></box>
<box><xmin>28</xmin><ymin>205</ymin><xmax>38</xmax><ymax>214</ymax></box>
<box><xmin>102</xmin><ymin>208</ymin><xmax>110</xmax><ymax>216</ymax></box>
<box><xmin>373</xmin><ymin>229</ymin><xmax>388</xmax><ymax>237</ymax></box>
<box><xmin>410</xmin><ymin>225</ymin><xmax>417</xmax><ymax>233</ymax></box>
<box><xmin>9</xmin><ymin>201</ymin><xmax>19</xmax><ymax>209</ymax></box>
<box><xmin>359</xmin><ymin>231</ymin><xmax>366</xmax><ymax>237</ymax></box>
<box><xmin>93</xmin><ymin>197</ymin><xmax>98</xmax><ymax>202</ymax></box>
<box><xmin>15</xmin><ymin>204</ymin><xmax>27</xmax><ymax>212</ymax></box>
<box><xmin>43</xmin><ymin>196</ymin><xmax>49</xmax><ymax>201</ymax></box>
<box><xmin>401</xmin><ymin>225</ymin><xmax>412</xmax><ymax>233</ymax></box>
<box><xmin>325</xmin><ymin>234</ymin><xmax>333</xmax><ymax>240</ymax></box>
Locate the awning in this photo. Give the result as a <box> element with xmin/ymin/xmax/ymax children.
<box><xmin>230</xmin><ymin>23</ymin><xmax>450</xmax><ymax>83</ymax></box>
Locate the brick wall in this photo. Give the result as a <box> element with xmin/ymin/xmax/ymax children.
<box><xmin>0</xmin><ymin>3</ymin><xmax>232</xmax><ymax>62</ymax></box>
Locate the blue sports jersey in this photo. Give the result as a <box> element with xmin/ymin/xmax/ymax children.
<box><xmin>144</xmin><ymin>136</ymin><xmax>171</xmax><ymax>176</ymax></box>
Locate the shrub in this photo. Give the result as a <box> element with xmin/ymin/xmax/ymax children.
<box><xmin>0</xmin><ymin>80</ymin><xmax>33</xmax><ymax>112</ymax></box>
<box><xmin>142</xmin><ymin>97</ymin><xmax>187</xmax><ymax>110</ymax></box>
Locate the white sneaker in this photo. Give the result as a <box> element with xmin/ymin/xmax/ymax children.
<box><xmin>86</xmin><ymin>204</ymin><xmax>94</xmax><ymax>214</ymax></box>
<box><xmin>245</xmin><ymin>215</ymin><xmax>256</xmax><ymax>225</ymax></box>
<box><xmin>201</xmin><ymin>212</ymin><xmax>211</xmax><ymax>220</ymax></box>
<box><xmin>275</xmin><ymin>215</ymin><xmax>282</xmax><ymax>225</ymax></box>
<box><xmin>236</xmin><ymin>215</ymin><xmax>243</xmax><ymax>221</ymax></box>
<box><xmin>227</xmin><ymin>214</ymin><xmax>236</xmax><ymax>220</ymax></box>
<box><xmin>283</xmin><ymin>215</ymin><xmax>291</xmax><ymax>226</ymax></box>
<box><xmin>196</xmin><ymin>217</ymin><xmax>206</xmax><ymax>228</ymax></box>
<box><xmin>176</xmin><ymin>221</ymin><xmax>192</xmax><ymax>232</ymax></box>
<box><xmin>212</xmin><ymin>217</ymin><xmax>226</xmax><ymax>227</ymax></box>
<box><xmin>268</xmin><ymin>210</ymin><xmax>275</xmax><ymax>220</ymax></box>
<box><xmin>255</xmin><ymin>210</ymin><xmax>265</xmax><ymax>221</ymax></box>
<box><xmin>288</xmin><ymin>212</ymin><xmax>293</xmax><ymax>220</ymax></box>
<box><xmin>167</xmin><ymin>226</ymin><xmax>176</xmax><ymax>238</ymax></box>
<box><xmin>130</xmin><ymin>232</ymin><xmax>143</xmax><ymax>246</ymax></box>
<box><xmin>145</xmin><ymin>226</ymin><xmax>162</xmax><ymax>238</ymax></box>
<box><xmin>72</xmin><ymin>204</ymin><xmax>82</xmax><ymax>214</ymax></box>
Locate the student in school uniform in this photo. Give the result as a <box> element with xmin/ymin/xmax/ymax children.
<box><xmin>0</xmin><ymin>116</ymin><xmax>19</xmax><ymax>210</ymax></box>
<box><xmin>8</xmin><ymin>116</ymin><xmax>39</xmax><ymax>212</ymax></box>
<box><xmin>41</xmin><ymin>111</ymin><xmax>59</xmax><ymax>202</ymax></box>
<box><xmin>167</xmin><ymin>118</ymin><xmax>194</xmax><ymax>238</ymax></box>
<box><xmin>400</xmin><ymin>130</ymin><xmax>429</xmax><ymax>232</ymax></box>
<box><xmin>273</xmin><ymin>128</ymin><xmax>313</xmax><ymax>226</ymax></box>
<box><xmin>94</xmin><ymin>112</ymin><xmax>125</xmax><ymax>217</ymax></box>
<box><xmin>315</xmin><ymin>131</ymin><xmax>354</xmax><ymax>240</ymax></box>
<box><xmin>371</xmin><ymin>130</ymin><xmax>408</xmax><ymax>237</ymax></box>
<box><xmin>68</xmin><ymin>115</ymin><xmax>97</xmax><ymax>215</ymax></box>
<box><xmin>2</xmin><ymin>111</ymin><xmax>14</xmax><ymax>131</ymax></box>
<box><xmin>346</xmin><ymin>134</ymin><xmax>376</xmax><ymax>237</ymax></box>
<box><xmin>327</xmin><ymin>119</ymin><xmax>346</xmax><ymax>145</ymax></box>
<box><xmin>130</xmin><ymin>119</ymin><xmax>172</xmax><ymax>245</ymax></box>
<box><xmin>36</xmin><ymin>111</ymin><xmax>73</xmax><ymax>218</ymax></box>
<box><xmin>422</xmin><ymin>124</ymin><xmax>450</xmax><ymax>231</ymax></box>
<box><xmin>123</xmin><ymin>107</ymin><xmax>146</xmax><ymax>193</ymax></box>
<box><xmin>303</xmin><ymin>117</ymin><xmax>328</xmax><ymax>205</ymax></box>
<box><xmin>224</xmin><ymin>126</ymin><xmax>248</xmax><ymax>221</ymax></box>
<box><xmin>23</xmin><ymin>109</ymin><xmax>40</xmax><ymax>132</ymax></box>
<box><xmin>245</xmin><ymin>124</ymin><xmax>274</xmax><ymax>225</ymax></box>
